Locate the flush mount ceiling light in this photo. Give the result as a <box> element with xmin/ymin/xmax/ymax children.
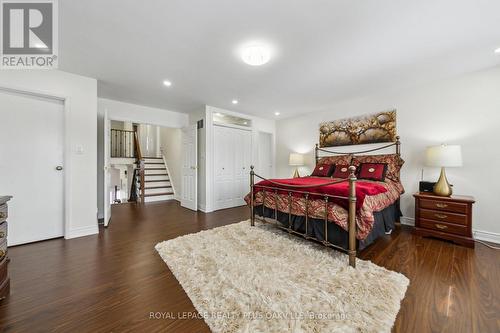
<box><xmin>241</xmin><ymin>43</ymin><xmax>271</xmax><ymax>66</ymax></box>
<box><xmin>163</xmin><ymin>80</ymin><xmax>172</xmax><ymax>87</ymax></box>
<box><xmin>232</xmin><ymin>99</ymin><xmax>239</xmax><ymax>104</ymax></box>
<box><xmin>274</xmin><ymin>112</ymin><xmax>280</xmax><ymax>116</ymax></box>
<box><xmin>495</xmin><ymin>47</ymin><xmax>500</xmax><ymax>54</ymax></box>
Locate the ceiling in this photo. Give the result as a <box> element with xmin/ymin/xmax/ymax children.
<box><xmin>59</xmin><ymin>0</ymin><xmax>500</xmax><ymax>118</ymax></box>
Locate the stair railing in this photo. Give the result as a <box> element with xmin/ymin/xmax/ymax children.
<box><xmin>134</xmin><ymin>131</ymin><xmax>145</xmax><ymax>203</ymax></box>
<box><xmin>110</xmin><ymin>129</ymin><xmax>135</xmax><ymax>158</ymax></box>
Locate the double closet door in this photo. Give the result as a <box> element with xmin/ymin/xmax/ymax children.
<box><xmin>214</xmin><ymin>125</ymin><xmax>252</xmax><ymax>210</ymax></box>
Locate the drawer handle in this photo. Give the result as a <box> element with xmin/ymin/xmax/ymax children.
<box><xmin>434</xmin><ymin>214</ymin><xmax>448</xmax><ymax>219</ymax></box>
<box><xmin>0</xmin><ymin>212</ymin><xmax>5</xmax><ymax>219</ymax></box>
<box><xmin>0</xmin><ymin>232</ymin><xmax>4</xmax><ymax>238</ymax></box>
<box><xmin>436</xmin><ymin>203</ymin><xmax>448</xmax><ymax>208</ymax></box>
<box><xmin>435</xmin><ymin>224</ymin><xmax>448</xmax><ymax>230</ymax></box>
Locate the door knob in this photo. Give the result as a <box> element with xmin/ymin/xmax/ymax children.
<box><xmin>56</xmin><ymin>166</ymin><xmax>63</xmax><ymax>171</ymax></box>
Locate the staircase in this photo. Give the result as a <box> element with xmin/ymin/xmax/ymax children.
<box><xmin>138</xmin><ymin>157</ymin><xmax>175</xmax><ymax>202</ymax></box>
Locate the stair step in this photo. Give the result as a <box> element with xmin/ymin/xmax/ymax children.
<box><xmin>143</xmin><ymin>175</ymin><xmax>169</xmax><ymax>181</ymax></box>
<box><xmin>144</xmin><ymin>179</ymin><xmax>170</xmax><ymax>183</ymax></box>
<box><xmin>144</xmin><ymin>187</ymin><xmax>174</xmax><ymax>196</ymax></box>
<box><xmin>144</xmin><ymin>194</ymin><xmax>175</xmax><ymax>203</ymax></box>
<box><xmin>144</xmin><ymin>192</ymin><xmax>174</xmax><ymax>197</ymax></box>
<box><xmin>145</xmin><ymin>185</ymin><xmax>172</xmax><ymax>189</ymax></box>
<box><xmin>144</xmin><ymin>162</ymin><xmax>164</xmax><ymax>165</ymax></box>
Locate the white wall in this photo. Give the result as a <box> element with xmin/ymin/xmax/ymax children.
<box><xmin>276</xmin><ymin>66</ymin><xmax>500</xmax><ymax>242</ymax></box>
<box><xmin>159</xmin><ymin>127</ymin><xmax>182</xmax><ymax>200</ymax></box>
<box><xmin>97</xmin><ymin>98</ymin><xmax>189</xmax><ymax>218</ymax></box>
<box><xmin>0</xmin><ymin>70</ymin><xmax>98</xmax><ymax>239</ymax></box>
<box><xmin>201</xmin><ymin>105</ymin><xmax>276</xmax><ymax>212</ymax></box>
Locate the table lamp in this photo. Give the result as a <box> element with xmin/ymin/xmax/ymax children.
<box><xmin>425</xmin><ymin>144</ymin><xmax>462</xmax><ymax>196</ymax></box>
<box><xmin>289</xmin><ymin>153</ymin><xmax>304</xmax><ymax>178</ymax></box>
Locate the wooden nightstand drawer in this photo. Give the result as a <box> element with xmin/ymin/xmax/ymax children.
<box><xmin>419</xmin><ymin>208</ymin><xmax>467</xmax><ymax>225</ymax></box>
<box><xmin>0</xmin><ymin>241</ymin><xmax>6</xmax><ymax>262</ymax></box>
<box><xmin>0</xmin><ymin>205</ymin><xmax>7</xmax><ymax>223</ymax></box>
<box><xmin>414</xmin><ymin>192</ymin><xmax>475</xmax><ymax>248</ymax></box>
<box><xmin>419</xmin><ymin>219</ymin><xmax>468</xmax><ymax>236</ymax></box>
<box><xmin>0</xmin><ymin>222</ymin><xmax>6</xmax><ymax>243</ymax></box>
<box><xmin>0</xmin><ymin>259</ymin><xmax>7</xmax><ymax>286</ymax></box>
<box><xmin>419</xmin><ymin>198</ymin><xmax>467</xmax><ymax>214</ymax></box>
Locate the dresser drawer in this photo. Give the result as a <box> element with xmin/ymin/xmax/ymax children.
<box><xmin>420</xmin><ymin>208</ymin><xmax>467</xmax><ymax>225</ymax></box>
<box><xmin>0</xmin><ymin>241</ymin><xmax>6</xmax><ymax>262</ymax></box>
<box><xmin>0</xmin><ymin>205</ymin><xmax>7</xmax><ymax>223</ymax></box>
<box><xmin>419</xmin><ymin>198</ymin><xmax>467</xmax><ymax>214</ymax></box>
<box><xmin>419</xmin><ymin>219</ymin><xmax>468</xmax><ymax>236</ymax></box>
<box><xmin>0</xmin><ymin>258</ymin><xmax>7</xmax><ymax>285</ymax></box>
<box><xmin>0</xmin><ymin>222</ymin><xmax>6</xmax><ymax>243</ymax></box>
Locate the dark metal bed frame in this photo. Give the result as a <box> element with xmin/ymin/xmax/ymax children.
<box><xmin>249</xmin><ymin>136</ymin><xmax>401</xmax><ymax>268</ymax></box>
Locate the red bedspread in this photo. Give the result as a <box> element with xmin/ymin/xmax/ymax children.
<box><xmin>254</xmin><ymin>177</ymin><xmax>388</xmax><ymax>210</ymax></box>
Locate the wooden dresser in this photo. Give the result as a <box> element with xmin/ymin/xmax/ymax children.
<box><xmin>0</xmin><ymin>196</ymin><xmax>12</xmax><ymax>300</ymax></box>
<box><xmin>414</xmin><ymin>192</ymin><xmax>475</xmax><ymax>247</ymax></box>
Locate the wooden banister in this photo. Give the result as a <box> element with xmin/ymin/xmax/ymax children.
<box><xmin>134</xmin><ymin>131</ymin><xmax>143</xmax><ymax>161</ymax></box>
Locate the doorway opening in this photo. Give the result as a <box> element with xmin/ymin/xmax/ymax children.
<box><xmin>104</xmin><ymin>119</ymin><xmax>186</xmax><ymax>226</ymax></box>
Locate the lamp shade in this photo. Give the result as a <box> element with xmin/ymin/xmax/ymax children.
<box><xmin>289</xmin><ymin>153</ymin><xmax>304</xmax><ymax>166</ymax></box>
<box><xmin>426</xmin><ymin>145</ymin><xmax>463</xmax><ymax>167</ymax></box>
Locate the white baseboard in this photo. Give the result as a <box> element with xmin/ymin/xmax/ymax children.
<box><xmin>198</xmin><ymin>203</ymin><xmax>207</xmax><ymax>212</ymax></box>
<box><xmin>398</xmin><ymin>216</ymin><xmax>500</xmax><ymax>244</ymax></box>
<box><xmin>400</xmin><ymin>216</ymin><xmax>415</xmax><ymax>226</ymax></box>
<box><xmin>473</xmin><ymin>229</ymin><xmax>500</xmax><ymax>244</ymax></box>
<box><xmin>66</xmin><ymin>224</ymin><xmax>99</xmax><ymax>239</ymax></box>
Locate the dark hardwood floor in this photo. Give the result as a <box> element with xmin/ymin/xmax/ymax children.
<box><xmin>0</xmin><ymin>201</ymin><xmax>498</xmax><ymax>332</ymax></box>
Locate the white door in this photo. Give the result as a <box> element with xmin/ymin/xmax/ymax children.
<box><xmin>103</xmin><ymin>109</ymin><xmax>112</xmax><ymax>226</ymax></box>
<box><xmin>214</xmin><ymin>126</ymin><xmax>252</xmax><ymax>210</ymax></box>
<box><xmin>0</xmin><ymin>89</ymin><xmax>64</xmax><ymax>245</ymax></box>
<box><xmin>214</xmin><ymin>126</ymin><xmax>234</xmax><ymax>210</ymax></box>
<box><xmin>258</xmin><ymin>131</ymin><xmax>273</xmax><ymax>179</ymax></box>
<box><xmin>233</xmin><ymin>128</ymin><xmax>252</xmax><ymax>206</ymax></box>
<box><xmin>181</xmin><ymin>125</ymin><xmax>197</xmax><ymax>211</ymax></box>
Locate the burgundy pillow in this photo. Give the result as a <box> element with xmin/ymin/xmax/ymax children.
<box><xmin>358</xmin><ymin>163</ymin><xmax>388</xmax><ymax>181</ymax></box>
<box><xmin>331</xmin><ymin>164</ymin><xmax>351</xmax><ymax>178</ymax></box>
<box><xmin>311</xmin><ymin>164</ymin><xmax>334</xmax><ymax>177</ymax></box>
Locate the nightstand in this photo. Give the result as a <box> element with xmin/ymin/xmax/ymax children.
<box><xmin>413</xmin><ymin>192</ymin><xmax>475</xmax><ymax>248</ymax></box>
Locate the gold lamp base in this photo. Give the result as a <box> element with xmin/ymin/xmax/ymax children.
<box><xmin>292</xmin><ymin>168</ymin><xmax>300</xmax><ymax>178</ymax></box>
<box><xmin>433</xmin><ymin>167</ymin><xmax>453</xmax><ymax>197</ymax></box>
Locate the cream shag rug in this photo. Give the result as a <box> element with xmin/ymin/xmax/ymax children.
<box><xmin>155</xmin><ymin>221</ymin><xmax>409</xmax><ymax>333</ymax></box>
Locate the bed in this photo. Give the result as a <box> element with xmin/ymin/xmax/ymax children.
<box><xmin>245</xmin><ymin>137</ymin><xmax>404</xmax><ymax>268</ymax></box>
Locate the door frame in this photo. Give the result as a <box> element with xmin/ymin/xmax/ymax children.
<box><xmin>0</xmin><ymin>84</ymin><xmax>71</xmax><ymax>239</ymax></box>
<box><xmin>257</xmin><ymin>130</ymin><xmax>275</xmax><ymax>179</ymax></box>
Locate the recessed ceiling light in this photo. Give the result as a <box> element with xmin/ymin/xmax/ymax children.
<box><xmin>495</xmin><ymin>47</ymin><xmax>500</xmax><ymax>54</ymax></box>
<box><xmin>274</xmin><ymin>112</ymin><xmax>280</xmax><ymax>116</ymax></box>
<box><xmin>163</xmin><ymin>80</ymin><xmax>172</xmax><ymax>87</ymax></box>
<box><xmin>241</xmin><ymin>43</ymin><xmax>271</xmax><ymax>66</ymax></box>
<box><xmin>232</xmin><ymin>99</ymin><xmax>239</xmax><ymax>104</ymax></box>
